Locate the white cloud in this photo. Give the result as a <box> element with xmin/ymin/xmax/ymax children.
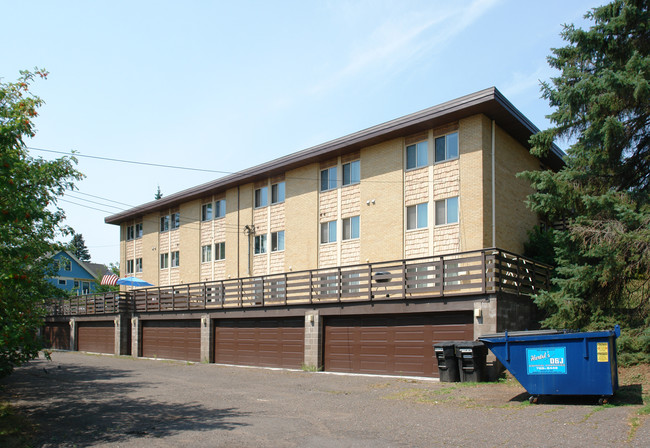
<box><xmin>308</xmin><ymin>0</ymin><xmax>502</xmax><ymax>95</ymax></box>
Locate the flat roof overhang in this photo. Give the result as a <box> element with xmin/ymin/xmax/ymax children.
<box><xmin>105</xmin><ymin>87</ymin><xmax>564</xmax><ymax>225</ymax></box>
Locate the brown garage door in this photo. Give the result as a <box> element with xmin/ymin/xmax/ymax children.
<box><xmin>44</xmin><ymin>323</ymin><xmax>70</xmax><ymax>350</ymax></box>
<box><xmin>141</xmin><ymin>320</ymin><xmax>201</xmax><ymax>362</ymax></box>
<box><xmin>77</xmin><ymin>321</ymin><xmax>115</xmax><ymax>354</ymax></box>
<box><xmin>324</xmin><ymin>312</ymin><xmax>473</xmax><ymax>377</ymax></box>
<box><xmin>214</xmin><ymin>318</ymin><xmax>304</xmax><ymax>369</ymax></box>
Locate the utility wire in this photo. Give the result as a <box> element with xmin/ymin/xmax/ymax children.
<box><xmin>27</xmin><ymin>145</ymin><xmax>425</xmax><ymax>185</ymax></box>
<box><xmin>28</xmin><ymin>146</ymin><xmax>233</xmax><ymax>174</ymax></box>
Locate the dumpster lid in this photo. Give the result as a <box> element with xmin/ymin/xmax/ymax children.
<box><xmin>479</xmin><ymin>329</ymin><xmax>568</xmax><ymax>339</ymax></box>
<box><xmin>478</xmin><ymin>325</ymin><xmax>620</xmax><ymax>343</ymax></box>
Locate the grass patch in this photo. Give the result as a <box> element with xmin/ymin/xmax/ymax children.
<box><xmin>300</xmin><ymin>364</ymin><xmax>322</xmax><ymax>372</ymax></box>
<box><xmin>384</xmin><ymin>386</ymin><xmax>458</xmax><ymax>404</ymax></box>
<box><xmin>0</xmin><ymin>401</ymin><xmax>35</xmax><ymax>448</ymax></box>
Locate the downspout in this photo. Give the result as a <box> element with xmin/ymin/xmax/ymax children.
<box><xmin>237</xmin><ymin>186</ymin><xmax>240</xmax><ymax>278</ymax></box>
<box><xmin>491</xmin><ymin>120</ymin><xmax>496</xmax><ymax>248</ymax></box>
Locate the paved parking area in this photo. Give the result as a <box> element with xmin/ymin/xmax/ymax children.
<box><xmin>1</xmin><ymin>351</ymin><xmax>648</xmax><ymax>447</ymax></box>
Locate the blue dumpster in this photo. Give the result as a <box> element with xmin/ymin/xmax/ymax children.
<box><xmin>479</xmin><ymin>326</ymin><xmax>620</xmax><ymax>404</ymax></box>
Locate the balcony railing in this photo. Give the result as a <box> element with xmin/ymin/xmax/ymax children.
<box><xmin>45</xmin><ymin>292</ymin><xmax>130</xmax><ymax>316</ymax></box>
<box><xmin>45</xmin><ymin>248</ymin><xmax>550</xmax><ymax>316</ymax></box>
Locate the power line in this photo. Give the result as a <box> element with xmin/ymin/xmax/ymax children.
<box><xmin>27</xmin><ymin>145</ymin><xmax>435</xmax><ymax>185</ymax></box>
<box><xmin>73</xmin><ymin>191</ymin><xmax>135</xmax><ymax>207</ymax></box>
<box><xmin>28</xmin><ymin>146</ymin><xmax>233</xmax><ymax>174</ymax></box>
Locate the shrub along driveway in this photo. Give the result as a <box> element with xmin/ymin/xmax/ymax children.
<box><xmin>1</xmin><ymin>351</ymin><xmax>648</xmax><ymax>447</ymax></box>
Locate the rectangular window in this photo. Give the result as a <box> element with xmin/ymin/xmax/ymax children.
<box><xmin>271</xmin><ymin>230</ymin><xmax>285</xmax><ymax>252</ymax></box>
<box><xmin>58</xmin><ymin>279</ymin><xmax>67</xmax><ymax>286</ymax></box>
<box><xmin>60</xmin><ymin>258</ymin><xmax>72</xmax><ymax>271</ymax></box>
<box><xmin>254</xmin><ymin>234</ymin><xmax>267</xmax><ymax>254</ymax></box>
<box><xmin>254</xmin><ymin>187</ymin><xmax>268</xmax><ymax>208</ymax></box>
<box><xmin>74</xmin><ymin>280</ymin><xmax>79</xmax><ymax>289</ymax></box>
<box><xmin>135</xmin><ymin>258</ymin><xmax>143</xmax><ymax>273</ymax></box>
<box><xmin>160</xmin><ymin>215</ymin><xmax>170</xmax><ymax>232</ymax></box>
<box><xmin>271</xmin><ymin>182</ymin><xmax>285</xmax><ymax>204</ymax></box>
<box><xmin>171</xmin><ymin>251</ymin><xmax>180</xmax><ymax>267</ymax></box>
<box><xmin>201</xmin><ymin>203</ymin><xmax>213</xmax><ymax>221</ymax></box>
<box><xmin>406</xmin><ymin>141</ymin><xmax>428</xmax><ymax>169</ymax></box>
<box><xmin>342</xmin><ymin>160</ymin><xmax>360</xmax><ymax>186</ymax></box>
<box><xmin>407</xmin><ymin>203</ymin><xmax>428</xmax><ymax>230</ymax></box>
<box><xmin>215</xmin><ymin>242</ymin><xmax>226</xmax><ymax>260</ymax></box>
<box><xmin>215</xmin><ymin>199</ymin><xmax>226</xmax><ymax>218</ymax></box>
<box><xmin>435</xmin><ymin>132</ymin><xmax>459</xmax><ymax>163</ymax></box>
<box><xmin>126</xmin><ymin>225</ymin><xmax>134</xmax><ymax>241</ymax></box>
<box><xmin>201</xmin><ymin>245</ymin><xmax>212</xmax><ymax>263</ymax></box>
<box><xmin>342</xmin><ymin>216</ymin><xmax>360</xmax><ymax>240</ymax></box>
<box><xmin>126</xmin><ymin>259</ymin><xmax>134</xmax><ymax>274</ymax></box>
<box><xmin>160</xmin><ymin>252</ymin><xmax>169</xmax><ymax>269</ymax></box>
<box><xmin>135</xmin><ymin>223</ymin><xmax>143</xmax><ymax>238</ymax></box>
<box><xmin>170</xmin><ymin>212</ymin><xmax>180</xmax><ymax>230</ymax></box>
<box><xmin>320</xmin><ymin>166</ymin><xmax>337</xmax><ymax>191</ymax></box>
<box><xmin>81</xmin><ymin>282</ymin><xmax>90</xmax><ymax>294</ymax></box>
<box><xmin>320</xmin><ymin>221</ymin><xmax>337</xmax><ymax>244</ymax></box>
<box><xmin>435</xmin><ymin>196</ymin><xmax>459</xmax><ymax>225</ymax></box>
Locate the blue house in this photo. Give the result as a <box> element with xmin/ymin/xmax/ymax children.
<box><xmin>48</xmin><ymin>250</ymin><xmax>100</xmax><ymax>295</ymax></box>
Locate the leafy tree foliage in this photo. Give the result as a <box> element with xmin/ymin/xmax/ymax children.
<box><xmin>69</xmin><ymin>233</ymin><xmax>91</xmax><ymax>261</ymax></box>
<box><xmin>521</xmin><ymin>0</ymin><xmax>650</xmax><ymax>363</ymax></box>
<box><xmin>0</xmin><ymin>69</ymin><xmax>83</xmax><ymax>377</ymax></box>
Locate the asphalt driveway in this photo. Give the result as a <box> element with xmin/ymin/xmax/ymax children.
<box><xmin>1</xmin><ymin>351</ymin><xmax>648</xmax><ymax>447</ymax></box>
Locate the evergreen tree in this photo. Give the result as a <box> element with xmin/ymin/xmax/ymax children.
<box><xmin>155</xmin><ymin>185</ymin><xmax>163</xmax><ymax>200</ymax></box>
<box><xmin>520</xmin><ymin>0</ymin><xmax>650</xmax><ymax>362</ymax></box>
<box><xmin>69</xmin><ymin>233</ymin><xmax>91</xmax><ymax>261</ymax></box>
<box><xmin>0</xmin><ymin>69</ymin><xmax>83</xmax><ymax>377</ymax></box>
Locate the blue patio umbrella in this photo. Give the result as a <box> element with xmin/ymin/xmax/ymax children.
<box><xmin>116</xmin><ymin>276</ymin><xmax>154</xmax><ymax>287</ymax></box>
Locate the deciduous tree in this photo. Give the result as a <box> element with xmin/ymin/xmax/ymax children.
<box><xmin>0</xmin><ymin>69</ymin><xmax>83</xmax><ymax>377</ymax></box>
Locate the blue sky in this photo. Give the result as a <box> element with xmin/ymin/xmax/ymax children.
<box><xmin>3</xmin><ymin>0</ymin><xmax>600</xmax><ymax>265</ymax></box>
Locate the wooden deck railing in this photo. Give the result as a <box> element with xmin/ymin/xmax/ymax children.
<box><xmin>45</xmin><ymin>248</ymin><xmax>550</xmax><ymax>316</ymax></box>
<box><xmin>45</xmin><ymin>292</ymin><xmax>130</xmax><ymax>316</ymax></box>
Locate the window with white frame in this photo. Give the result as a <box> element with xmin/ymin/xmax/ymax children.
<box><xmin>135</xmin><ymin>223</ymin><xmax>143</xmax><ymax>238</ymax></box>
<box><xmin>201</xmin><ymin>203</ymin><xmax>213</xmax><ymax>221</ymax></box>
<box><xmin>254</xmin><ymin>187</ymin><xmax>268</xmax><ymax>208</ymax></box>
<box><xmin>435</xmin><ymin>132</ymin><xmax>459</xmax><ymax>163</ymax></box>
<box><xmin>320</xmin><ymin>221</ymin><xmax>337</xmax><ymax>244</ymax></box>
<box><xmin>342</xmin><ymin>160</ymin><xmax>360</xmax><ymax>186</ymax></box>
<box><xmin>435</xmin><ymin>196</ymin><xmax>459</xmax><ymax>225</ymax></box>
<box><xmin>171</xmin><ymin>251</ymin><xmax>180</xmax><ymax>267</ymax></box>
<box><xmin>160</xmin><ymin>252</ymin><xmax>169</xmax><ymax>269</ymax></box>
<box><xmin>81</xmin><ymin>281</ymin><xmax>90</xmax><ymax>294</ymax></box>
<box><xmin>320</xmin><ymin>166</ymin><xmax>337</xmax><ymax>191</ymax></box>
<box><xmin>342</xmin><ymin>216</ymin><xmax>360</xmax><ymax>240</ymax></box>
<box><xmin>170</xmin><ymin>212</ymin><xmax>180</xmax><ymax>230</ymax></box>
<box><xmin>160</xmin><ymin>215</ymin><xmax>170</xmax><ymax>232</ymax></box>
<box><xmin>215</xmin><ymin>242</ymin><xmax>225</xmax><ymax>260</ymax></box>
<box><xmin>254</xmin><ymin>234</ymin><xmax>267</xmax><ymax>254</ymax></box>
<box><xmin>271</xmin><ymin>230</ymin><xmax>285</xmax><ymax>252</ymax></box>
<box><xmin>201</xmin><ymin>245</ymin><xmax>212</xmax><ymax>263</ymax></box>
<box><xmin>126</xmin><ymin>225</ymin><xmax>135</xmax><ymax>240</ymax></box>
<box><xmin>135</xmin><ymin>258</ymin><xmax>143</xmax><ymax>273</ymax></box>
<box><xmin>407</xmin><ymin>203</ymin><xmax>428</xmax><ymax>230</ymax></box>
<box><xmin>126</xmin><ymin>259</ymin><xmax>134</xmax><ymax>274</ymax></box>
<box><xmin>271</xmin><ymin>182</ymin><xmax>285</xmax><ymax>204</ymax></box>
<box><xmin>215</xmin><ymin>199</ymin><xmax>226</xmax><ymax>218</ymax></box>
<box><xmin>406</xmin><ymin>141</ymin><xmax>428</xmax><ymax>169</ymax></box>
<box><xmin>58</xmin><ymin>279</ymin><xmax>67</xmax><ymax>286</ymax></box>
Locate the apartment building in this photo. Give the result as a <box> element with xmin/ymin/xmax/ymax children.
<box><xmin>46</xmin><ymin>87</ymin><xmax>562</xmax><ymax>378</ymax></box>
<box><xmin>107</xmin><ymin>87</ymin><xmax>561</xmax><ymax>287</ymax></box>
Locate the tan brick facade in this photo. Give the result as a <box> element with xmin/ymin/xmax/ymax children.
<box><xmin>116</xmin><ymin>109</ymin><xmax>547</xmax><ymax>286</ymax></box>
